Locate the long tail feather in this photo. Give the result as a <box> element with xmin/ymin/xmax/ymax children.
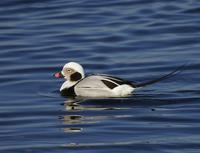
<box><xmin>133</xmin><ymin>64</ymin><xmax>186</xmax><ymax>88</ymax></box>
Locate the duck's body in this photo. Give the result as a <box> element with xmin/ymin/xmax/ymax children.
<box><xmin>55</xmin><ymin>62</ymin><xmax>184</xmax><ymax>98</ymax></box>
<box><xmin>60</xmin><ymin>74</ymin><xmax>135</xmax><ymax>97</ymax></box>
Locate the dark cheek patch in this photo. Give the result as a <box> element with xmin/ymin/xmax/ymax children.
<box><xmin>70</xmin><ymin>72</ymin><xmax>82</xmax><ymax>81</ymax></box>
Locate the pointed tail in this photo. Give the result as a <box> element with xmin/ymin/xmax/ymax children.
<box><xmin>133</xmin><ymin>64</ymin><xmax>186</xmax><ymax>88</ymax></box>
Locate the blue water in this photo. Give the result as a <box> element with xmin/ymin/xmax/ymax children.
<box><xmin>0</xmin><ymin>0</ymin><xmax>200</xmax><ymax>152</ymax></box>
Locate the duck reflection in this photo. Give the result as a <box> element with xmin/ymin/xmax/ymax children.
<box><xmin>63</xmin><ymin>97</ymin><xmax>130</xmax><ymax>111</ymax></box>
<box><xmin>59</xmin><ymin>99</ymin><xmax>81</xmax><ymax>133</ymax></box>
<box><xmin>63</xmin><ymin>127</ymin><xmax>82</xmax><ymax>133</ymax></box>
<box><xmin>60</xmin><ymin>98</ymin><xmax>127</xmax><ymax>133</ymax></box>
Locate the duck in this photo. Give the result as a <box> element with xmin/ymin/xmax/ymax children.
<box><xmin>54</xmin><ymin>62</ymin><xmax>184</xmax><ymax>98</ymax></box>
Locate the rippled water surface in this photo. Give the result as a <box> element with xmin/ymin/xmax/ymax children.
<box><xmin>0</xmin><ymin>0</ymin><xmax>200</xmax><ymax>152</ymax></box>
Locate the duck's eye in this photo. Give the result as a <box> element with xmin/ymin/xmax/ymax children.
<box><xmin>67</xmin><ymin>69</ymin><xmax>72</xmax><ymax>73</ymax></box>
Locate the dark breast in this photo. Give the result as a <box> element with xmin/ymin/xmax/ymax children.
<box><xmin>60</xmin><ymin>86</ymin><xmax>76</xmax><ymax>97</ymax></box>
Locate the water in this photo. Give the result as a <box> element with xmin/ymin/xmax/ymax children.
<box><xmin>0</xmin><ymin>0</ymin><xmax>200</xmax><ymax>152</ymax></box>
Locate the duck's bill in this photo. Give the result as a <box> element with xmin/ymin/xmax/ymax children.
<box><xmin>54</xmin><ymin>72</ymin><xmax>64</xmax><ymax>78</ymax></box>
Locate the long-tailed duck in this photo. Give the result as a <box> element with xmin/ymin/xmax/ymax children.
<box><xmin>54</xmin><ymin>62</ymin><xmax>183</xmax><ymax>98</ymax></box>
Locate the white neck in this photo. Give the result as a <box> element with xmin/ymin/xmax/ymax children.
<box><xmin>60</xmin><ymin>81</ymin><xmax>78</xmax><ymax>91</ymax></box>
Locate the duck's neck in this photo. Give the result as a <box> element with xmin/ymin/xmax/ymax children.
<box><xmin>60</xmin><ymin>81</ymin><xmax>78</xmax><ymax>91</ymax></box>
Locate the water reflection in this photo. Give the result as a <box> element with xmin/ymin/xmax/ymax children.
<box><xmin>63</xmin><ymin>98</ymin><xmax>130</xmax><ymax>111</ymax></box>
<box><xmin>60</xmin><ymin>98</ymin><xmax>130</xmax><ymax>134</ymax></box>
<box><xmin>63</xmin><ymin>127</ymin><xmax>82</xmax><ymax>133</ymax></box>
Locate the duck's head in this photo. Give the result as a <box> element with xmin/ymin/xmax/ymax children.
<box><xmin>54</xmin><ymin>62</ymin><xmax>85</xmax><ymax>82</ymax></box>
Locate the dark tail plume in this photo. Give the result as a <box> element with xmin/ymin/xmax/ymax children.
<box><xmin>133</xmin><ymin>64</ymin><xmax>186</xmax><ymax>88</ymax></box>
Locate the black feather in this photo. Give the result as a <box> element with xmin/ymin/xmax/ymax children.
<box><xmin>60</xmin><ymin>86</ymin><xmax>76</xmax><ymax>97</ymax></box>
<box><xmin>101</xmin><ymin>80</ymin><xmax>118</xmax><ymax>89</ymax></box>
<box><xmin>98</xmin><ymin>74</ymin><xmax>133</xmax><ymax>86</ymax></box>
<box><xmin>133</xmin><ymin>64</ymin><xmax>186</xmax><ymax>88</ymax></box>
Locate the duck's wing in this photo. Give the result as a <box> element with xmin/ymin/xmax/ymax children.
<box><xmin>75</xmin><ymin>75</ymin><xmax>119</xmax><ymax>90</ymax></box>
<box><xmin>96</xmin><ymin>74</ymin><xmax>135</xmax><ymax>86</ymax></box>
<box><xmin>74</xmin><ymin>75</ymin><xmax>121</xmax><ymax>97</ymax></box>
<box><xmin>77</xmin><ymin>74</ymin><xmax>135</xmax><ymax>89</ymax></box>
